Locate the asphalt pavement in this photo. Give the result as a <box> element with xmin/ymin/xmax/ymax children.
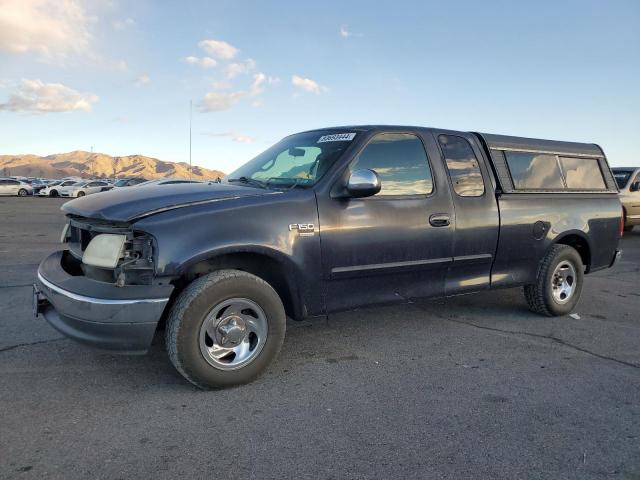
<box><xmin>1</xmin><ymin>196</ymin><xmax>638</xmax><ymax>479</ymax></box>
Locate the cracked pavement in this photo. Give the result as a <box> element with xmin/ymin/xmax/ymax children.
<box><xmin>1</xmin><ymin>197</ymin><xmax>639</xmax><ymax>480</ymax></box>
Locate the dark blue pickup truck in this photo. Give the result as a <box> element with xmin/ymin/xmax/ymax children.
<box><xmin>34</xmin><ymin>126</ymin><xmax>623</xmax><ymax>388</ymax></box>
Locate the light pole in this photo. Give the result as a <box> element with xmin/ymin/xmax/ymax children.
<box><xmin>189</xmin><ymin>100</ymin><xmax>193</xmax><ymax>180</ymax></box>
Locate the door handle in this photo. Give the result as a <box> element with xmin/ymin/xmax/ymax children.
<box><xmin>429</xmin><ymin>214</ymin><xmax>450</xmax><ymax>227</ymax></box>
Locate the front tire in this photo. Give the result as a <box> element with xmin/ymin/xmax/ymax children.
<box><xmin>524</xmin><ymin>245</ymin><xmax>584</xmax><ymax>316</ymax></box>
<box><xmin>166</xmin><ymin>270</ymin><xmax>286</xmax><ymax>389</ymax></box>
<box><xmin>76</xmin><ymin>191</ymin><xmax>85</xmax><ymax>197</ymax></box>
<box><xmin>17</xmin><ymin>188</ymin><xmax>28</xmax><ymax>197</ymax></box>
<box><xmin>49</xmin><ymin>190</ymin><xmax>59</xmax><ymax>197</ymax></box>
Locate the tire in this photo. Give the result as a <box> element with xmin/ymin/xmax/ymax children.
<box><xmin>76</xmin><ymin>191</ymin><xmax>85</xmax><ymax>197</ymax></box>
<box><xmin>166</xmin><ymin>270</ymin><xmax>286</xmax><ymax>389</ymax></box>
<box><xmin>50</xmin><ymin>190</ymin><xmax>59</xmax><ymax>197</ymax></box>
<box><xmin>17</xmin><ymin>188</ymin><xmax>28</xmax><ymax>197</ymax></box>
<box><xmin>623</xmin><ymin>225</ymin><xmax>634</xmax><ymax>232</ymax></box>
<box><xmin>524</xmin><ymin>244</ymin><xmax>584</xmax><ymax>316</ymax></box>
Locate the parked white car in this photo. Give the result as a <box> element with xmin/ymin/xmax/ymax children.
<box><xmin>38</xmin><ymin>180</ymin><xmax>78</xmax><ymax>197</ymax></box>
<box><xmin>0</xmin><ymin>178</ymin><xmax>34</xmax><ymax>196</ymax></box>
<box><xmin>61</xmin><ymin>180</ymin><xmax>111</xmax><ymax>198</ymax></box>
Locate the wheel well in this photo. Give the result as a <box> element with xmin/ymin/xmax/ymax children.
<box><xmin>555</xmin><ymin>234</ymin><xmax>591</xmax><ymax>271</ymax></box>
<box><xmin>174</xmin><ymin>253</ymin><xmax>299</xmax><ymax>319</ymax></box>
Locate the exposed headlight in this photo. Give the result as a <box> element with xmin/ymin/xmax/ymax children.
<box><xmin>82</xmin><ymin>234</ymin><xmax>127</xmax><ymax>269</ymax></box>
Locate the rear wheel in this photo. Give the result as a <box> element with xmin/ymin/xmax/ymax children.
<box><xmin>524</xmin><ymin>244</ymin><xmax>584</xmax><ymax>316</ymax></box>
<box><xmin>623</xmin><ymin>225</ymin><xmax>634</xmax><ymax>232</ymax></box>
<box><xmin>166</xmin><ymin>270</ymin><xmax>286</xmax><ymax>389</ymax></box>
<box><xmin>17</xmin><ymin>188</ymin><xmax>28</xmax><ymax>197</ymax></box>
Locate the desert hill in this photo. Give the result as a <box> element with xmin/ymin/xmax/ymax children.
<box><xmin>0</xmin><ymin>151</ymin><xmax>225</xmax><ymax>181</ymax></box>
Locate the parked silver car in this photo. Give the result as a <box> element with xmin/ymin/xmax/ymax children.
<box><xmin>60</xmin><ymin>180</ymin><xmax>111</xmax><ymax>198</ymax></box>
<box><xmin>0</xmin><ymin>178</ymin><xmax>33</xmax><ymax>196</ymax></box>
<box><xmin>613</xmin><ymin>167</ymin><xmax>640</xmax><ymax>231</ymax></box>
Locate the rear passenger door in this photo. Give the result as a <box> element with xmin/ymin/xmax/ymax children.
<box><xmin>318</xmin><ymin>131</ymin><xmax>455</xmax><ymax>312</ymax></box>
<box><xmin>434</xmin><ymin>132</ymin><xmax>500</xmax><ymax>294</ymax></box>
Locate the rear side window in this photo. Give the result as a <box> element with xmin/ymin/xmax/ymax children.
<box><xmin>505</xmin><ymin>152</ymin><xmax>565</xmax><ymax>189</ymax></box>
<box><xmin>351</xmin><ymin>133</ymin><xmax>433</xmax><ymax>196</ymax></box>
<box><xmin>438</xmin><ymin>135</ymin><xmax>485</xmax><ymax>197</ymax></box>
<box><xmin>559</xmin><ymin>157</ymin><xmax>606</xmax><ymax>190</ymax></box>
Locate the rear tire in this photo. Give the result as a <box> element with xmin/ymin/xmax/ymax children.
<box><xmin>524</xmin><ymin>244</ymin><xmax>584</xmax><ymax>317</ymax></box>
<box><xmin>17</xmin><ymin>189</ymin><xmax>28</xmax><ymax>197</ymax></box>
<box><xmin>623</xmin><ymin>225</ymin><xmax>634</xmax><ymax>232</ymax></box>
<box><xmin>166</xmin><ymin>270</ymin><xmax>286</xmax><ymax>389</ymax></box>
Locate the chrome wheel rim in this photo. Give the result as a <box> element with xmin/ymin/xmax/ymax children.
<box><xmin>551</xmin><ymin>260</ymin><xmax>577</xmax><ymax>304</ymax></box>
<box><xmin>199</xmin><ymin>298</ymin><xmax>268</xmax><ymax>370</ymax></box>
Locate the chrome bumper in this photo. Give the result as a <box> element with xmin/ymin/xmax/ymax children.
<box><xmin>34</xmin><ymin>250</ymin><xmax>173</xmax><ymax>354</ymax></box>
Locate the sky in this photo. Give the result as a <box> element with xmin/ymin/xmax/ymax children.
<box><xmin>0</xmin><ymin>0</ymin><xmax>639</xmax><ymax>173</ymax></box>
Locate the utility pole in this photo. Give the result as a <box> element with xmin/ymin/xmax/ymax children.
<box><xmin>189</xmin><ymin>100</ymin><xmax>193</xmax><ymax>180</ymax></box>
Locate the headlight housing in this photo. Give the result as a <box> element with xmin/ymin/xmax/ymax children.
<box><xmin>82</xmin><ymin>234</ymin><xmax>127</xmax><ymax>268</ymax></box>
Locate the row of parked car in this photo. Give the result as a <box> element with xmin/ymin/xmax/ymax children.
<box><xmin>0</xmin><ymin>176</ymin><xmax>211</xmax><ymax>198</ymax></box>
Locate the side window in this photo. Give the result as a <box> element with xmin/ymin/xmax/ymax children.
<box><xmin>9</xmin><ymin>180</ymin><xmax>20</xmax><ymax>185</ymax></box>
<box><xmin>559</xmin><ymin>157</ymin><xmax>606</xmax><ymax>190</ymax></box>
<box><xmin>505</xmin><ymin>152</ymin><xmax>565</xmax><ymax>190</ymax></box>
<box><xmin>351</xmin><ymin>133</ymin><xmax>433</xmax><ymax>195</ymax></box>
<box><xmin>438</xmin><ymin>135</ymin><xmax>485</xmax><ymax>197</ymax></box>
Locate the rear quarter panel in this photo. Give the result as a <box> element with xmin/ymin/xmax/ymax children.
<box><xmin>492</xmin><ymin>193</ymin><xmax>621</xmax><ymax>287</ymax></box>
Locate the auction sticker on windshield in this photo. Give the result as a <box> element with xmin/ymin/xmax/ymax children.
<box><xmin>317</xmin><ymin>133</ymin><xmax>356</xmax><ymax>143</ymax></box>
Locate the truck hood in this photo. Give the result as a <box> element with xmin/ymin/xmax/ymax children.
<box><xmin>62</xmin><ymin>183</ymin><xmax>274</xmax><ymax>222</ymax></box>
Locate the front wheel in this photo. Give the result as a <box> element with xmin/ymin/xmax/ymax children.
<box><xmin>49</xmin><ymin>190</ymin><xmax>59</xmax><ymax>197</ymax></box>
<box><xmin>166</xmin><ymin>270</ymin><xmax>286</xmax><ymax>389</ymax></box>
<box><xmin>524</xmin><ymin>245</ymin><xmax>584</xmax><ymax>316</ymax></box>
<box><xmin>17</xmin><ymin>188</ymin><xmax>28</xmax><ymax>197</ymax></box>
<box><xmin>76</xmin><ymin>191</ymin><xmax>85</xmax><ymax>197</ymax></box>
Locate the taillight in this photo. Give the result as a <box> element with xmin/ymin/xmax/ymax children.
<box><xmin>619</xmin><ymin>207</ymin><xmax>625</xmax><ymax>237</ymax></box>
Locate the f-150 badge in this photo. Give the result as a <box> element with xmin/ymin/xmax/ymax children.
<box><xmin>289</xmin><ymin>223</ymin><xmax>315</xmax><ymax>236</ymax></box>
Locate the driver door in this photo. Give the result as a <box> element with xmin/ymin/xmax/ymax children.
<box><xmin>317</xmin><ymin>131</ymin><xmax>455</xmax><ymax>312</ymax></box>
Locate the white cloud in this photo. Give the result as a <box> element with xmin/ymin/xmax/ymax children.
<box><xmin>339</xmin><ymin>25</ymin><xmax>363</xmax><ymax>38</ymax></box>
<box><xmin>291</xmin><ymin>75</ymin><xmax>326</xmax><ymax>94</ymax></box>
<box><xmin>202</xmin><ymin>131</ymin><xmax>256</xmax><ymax>143</ymax></box>
<box><xmin>112</xmin><ymin>17</ymin><xmax>135</xmax><ymax>30</ymax></box>
<box><xmin>224</xmin><ymin>58</ymin><xmax>256</xmax><ymax>78</ymax></box>
<box><xmin>199</xmin><ymin>72</ymin><xmax>273</xmax><ymax>112</ymax></box>
<box><xmin>0</xmin><ymin>0</ymin><xmax>92</xmax><ymax>60</ymax></box>
<box><xmin>199</xmin><ymin>91</ymin><xmax>246</xmax><ymax>112</ymax></box>
<box><xmin>135</xmin><ymin>74</ymin><xmax>150</xmax><ymax>86</ymax></box>
<box><xmin>198</xmin><ymin>39</ymin><xmax>239</xmax><ymax>60</ymax></box>
<box><xmin>0</xmin><ymin>79</ymin><xmax>98</xmax><ymax>113</ymax></box>
<box><xmin>184</xmin><ymin>55</ymin><xmax>217</xmax><ymax>69</ymax></box>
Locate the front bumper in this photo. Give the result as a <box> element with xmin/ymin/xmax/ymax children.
<box><xmin>34</xmin><ymin>250</ymin><xmax>173</xmax><ymax>354</ymax></box>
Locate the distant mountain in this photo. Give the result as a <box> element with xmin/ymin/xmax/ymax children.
<box><xmin>0</xmin><ymin>151</ymin><xmax>225</xmax><ymax>181</ymax></box>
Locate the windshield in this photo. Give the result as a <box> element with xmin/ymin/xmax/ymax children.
<box><xmin>613</xmin><ymin>170</ymin><xmax>633</xmax><ymax>189</ymax></box>
<box><xmin>226</xmin><ymin>131</ymin><xmax>358</xmax><ymax>188</ymax></box>
<box><xmin>114</xmin><ymin>179</ymin><xmax>129</xmax><ymax>187</ymax></box>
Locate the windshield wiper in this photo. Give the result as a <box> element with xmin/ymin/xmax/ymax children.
<box><xmin>227</xmin><ymin>176</ymin><xmax>268</xmax><ymax>189</ymax></box>
<box><xmin>265</xmin><ymin>177</ymin><xmax>307</xmax><ymax>190</ymax></box>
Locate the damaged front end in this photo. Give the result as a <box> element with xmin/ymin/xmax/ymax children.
<box><xmin>34</xmin><ymin>215</ymin><xmax>174</xmax><ymax>354</ymax></box>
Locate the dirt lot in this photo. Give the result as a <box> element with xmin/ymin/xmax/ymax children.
<box><xmin>1</xmin><ymin>196</ymin><xmax>639</xmax><ymax>480</ymax></box>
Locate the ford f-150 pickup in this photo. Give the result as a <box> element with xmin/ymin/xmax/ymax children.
<box><xmin>34</xmin><ymin>126</ymin><xmax>623</xmax><ymax>388</ymax></box>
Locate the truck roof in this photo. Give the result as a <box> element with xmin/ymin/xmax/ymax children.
<box><xmin>300</xmin><ymin>125</ymin><xmax>604</xmax><ymax>156</ymax></box>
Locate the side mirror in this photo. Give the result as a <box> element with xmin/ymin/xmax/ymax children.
<box><xmin>630</xmin><ymin>181</ymin><xmax>640</xmax><ymax>192</ymax></box>
<box><xmin>346</xmin><ymin>169</ymin><xmax>381</xmax><ymax>198</ymax></box>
